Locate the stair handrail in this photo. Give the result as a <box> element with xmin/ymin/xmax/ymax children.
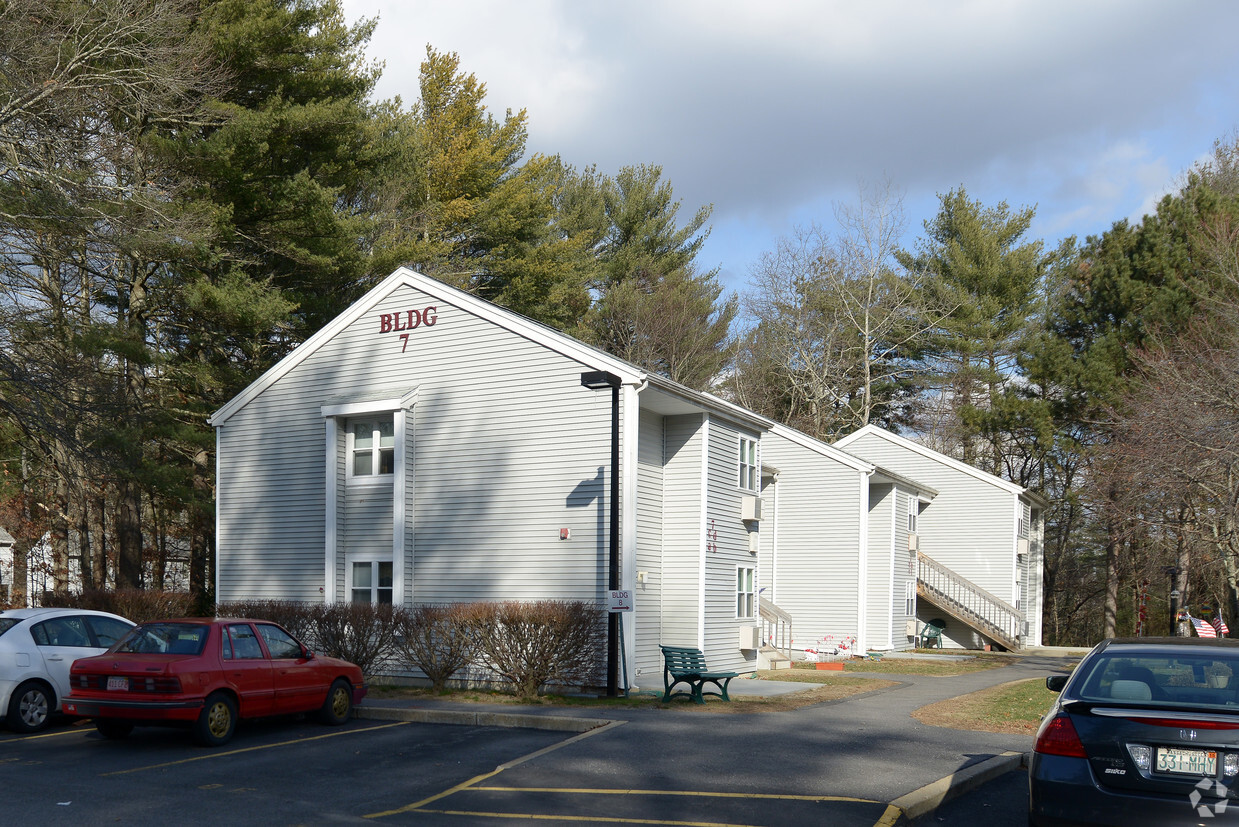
<box><xmin>917</xmin><ymin>551</ymin><xmax>1022</xmax><ymax>646</ymax></box>
<box><xmin>759</xmin><ymin>596</ymin><xmax>794</xmax><ymax>660</ymax></box>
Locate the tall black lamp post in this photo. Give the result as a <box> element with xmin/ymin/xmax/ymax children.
<box><xmin>581</xmin><ymin>370</ymin><xmax>621</xmax><ymax>697</ymax></box>
<box><xmin>1164</xmin><ymin>566</ymin><xmax>1181</xmax><ymax>636</ymax></box>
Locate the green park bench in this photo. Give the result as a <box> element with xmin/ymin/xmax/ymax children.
<box><xmin>660</xmin><ymin>644</ymin><xmax>739</xmax><ymax>704</ymax></box>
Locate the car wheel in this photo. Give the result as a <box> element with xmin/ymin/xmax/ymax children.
<box><xmin>317</xmin><ymin>679</ymin><xmax>353</xmax><ymax>725</ymax></box>
<box><xmin>6</xmin><ymin>681</ymin><xmax>53</xmax><ymax>733</ymax></box>
<box><xmin>193</xmin><ymin>692</ymin><xmax>237</xmax><ymax>747</ymax></box>
<box><xmin>95</xmin><ymin>719</ymin><xmax>134</xmax><ymax>740</ymax></box>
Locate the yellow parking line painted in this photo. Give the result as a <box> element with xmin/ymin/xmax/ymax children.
<box><xmin>470</xmin><ymin>786</ymin><xmax>876</xmax><ymax>804</ymax></box>
<box><xmin>414</xmin><ymin>809</ymin><xmax>760</xmax><ymax>826</ymax></box>
<box><xmin>872</xmin><ymin>804</ymin><xmax>904</xmax><ymax>826</ymax></box>
<box><xmin>369</xmin><ymin>766</ymin><xmax>507</xmax><ymax>817</ymax></box>
<box><xmin>99</xmin><ymin>722</ymin><xmax>409</xmax><ymax>776</ymax></box>
<box><xmin>3</xmin><ymin>727</ymin><xmax>89</xmax><ymax>742</ymax></box>
<box><xmin>366</xmin><ymin>718</ymin><xmax>626</xmax><ymax>818</ymax></box>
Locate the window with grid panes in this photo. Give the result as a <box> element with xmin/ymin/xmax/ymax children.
<box><xmin>736</xmin><ymin>566</ymin><xmax>755</xmax><ymax>618</ymax></box>
<box><xmin>350</xmin><ymin>418</ymin><xmax>394</xmax><ymax>478</ymax></box>
<box><xmin>738</xmin><ymin>437</ymin><xmax>758</xmax><ymax>492</ymax></box>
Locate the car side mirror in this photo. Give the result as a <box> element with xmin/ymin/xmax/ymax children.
<box><xmin>1045</xmin><ymin>675</ymin><xmax>1068</xmax><ymax>692</ymax></box>
<box><xmin>302</xmin><ymin>646</ymin><xmax>315</xmax><ymax>660</ymax></box>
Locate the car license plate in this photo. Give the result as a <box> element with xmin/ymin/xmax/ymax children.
<box><xmin>1156</xmin><ymin>747</ymin><xmax>1217</xmax><ymax>775</ymax></box>
<box><xmin>107</xmin><ymin>676</ymin><xmax>127</xmax><ymax>691</ymax></box>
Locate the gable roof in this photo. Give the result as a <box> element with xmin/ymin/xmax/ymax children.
<box><xmin>769</xmin><ymin>423</ymin><xmax>937</xmax><ymax>498</ymax></box>
<box><xmin>834</xmin><ymin>424</ymin><xmax>1041</xmax><ymax>505</ymax></box>
<box><xmin>210</xmin><ymin>268</ymin><xmax>772</xmax><ymax>432</ymax></box>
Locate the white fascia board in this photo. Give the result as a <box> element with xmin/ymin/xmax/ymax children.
<box><xmin>647</xmin><ymin>377</ymin><xmax>775</xmax><ymax>433</ymax></box>
<box><xmin>836</xmin><ymin>424</ymin><xmax>1027</xmax><ymax>498</ymax></box>
<box><xmin>210</xmin><ymin>268</ymin><xmax>645</xmax><ymax>426</ymax></box>
<box><xmin>769</xmin><ymin>422</ymin><xmax>875</xmax><ymax>474</ymax></box>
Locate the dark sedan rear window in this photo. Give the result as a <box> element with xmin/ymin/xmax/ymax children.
<box><xmin>115</xmin><ymin>623</ymin><xmax>208</xmax><ymax>656</ymax></box>
<box><xmin>1074</xmin><ymin>651</ymin><xmax>1239</xmax><ymax>709</ymax></box>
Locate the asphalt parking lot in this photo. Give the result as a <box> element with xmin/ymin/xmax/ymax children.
<box><xmin>1</xmin><ymin>714</ymin><xmax>901</xmax><ymax>826</ymax></box>
<box><xmin>3</xmin><ymin>654</ymin><xmax>1072</xmax><ymax>826</ymax></box>
<box><xmin>2</xmin><ymin>716</ymin><xmax>571</xmax><ymax>825</ymax></box>
<box><xmin>2</xmin><ymin>710</ymin><xmax>1028</xmax><ymax>827</ymax></box>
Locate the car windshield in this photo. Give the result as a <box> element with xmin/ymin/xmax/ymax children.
<box><xmin>114</xmin><ymin>623</ymin><xmax>208</xmax><ymax>656</ymax></box>
<box><xmin>0</xmin><ymin>618</ymin><xmax>18</xmax><ymax>637</ymax></box>
<box><xmin>1073</xmin><ymin>650</ymin><xmax>1239</xmax><ymax>710</ymax></box>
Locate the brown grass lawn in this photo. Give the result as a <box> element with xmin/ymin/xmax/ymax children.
<box><xmin>912</xmin><ymin>677</ymin><xmax>1058</xmax><ymax>734</ymax></box>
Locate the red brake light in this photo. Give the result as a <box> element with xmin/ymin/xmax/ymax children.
<box><xmin>1035</xmin><ymin>713</ymin><xmax>1088</xmax><ymax>758</ymax></box>
<box><xmin>1132</xmin><ymin>718</ymin><xmax>1239</xmax><ymax>731</ymax></box>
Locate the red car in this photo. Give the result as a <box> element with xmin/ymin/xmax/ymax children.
<box><xmin>64</xmin><ymin>618</ymin><xmax>367</xmax><ymax>746</ymax></box>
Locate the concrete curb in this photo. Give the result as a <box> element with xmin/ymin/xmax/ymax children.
<box><xmin>891</xmin><ymin>750</ymin><xmax>1028</xmax><ymax>824</ymax></box>
<box><xmin>356</xmin><ymin>705</ymin><xmax>613</xmax><ymax>734</ymax></box>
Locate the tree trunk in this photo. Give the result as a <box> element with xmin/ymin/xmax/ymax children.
<box><xmin>116</xmin><ymin>479</ymin><xmax>143</xmax><ymax>588</ymax></box>
<box><xmin>1103</xmin><ymin>523</ymin><xmax>1120</xmax><ymax>640</ymax></box>
<box><xmin>89</xmin><ymin>489</ymin><xmax>108</xmax><ymax>588</ymax></box>
<box><xmin>189</xmin><ymin>446</ymin><xmax>214</xmax><ymax>612</ymax></box>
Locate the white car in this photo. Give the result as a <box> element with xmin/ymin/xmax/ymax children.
<box><xmin>0</xmin><ymin>608</ymin><xmax>134</xmax><ymax>732</ymax></box>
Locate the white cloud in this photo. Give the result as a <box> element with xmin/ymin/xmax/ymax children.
<box><xmin>342</xmin><ymin>0</ymin><xmax>1239</xmax><ymax>282</ymax></box>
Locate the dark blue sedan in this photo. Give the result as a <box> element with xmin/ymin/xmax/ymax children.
<box><xmin>1031</xmin><ymin>637</ymin><xmax>1239</xmax><ymax>826</ymax></box>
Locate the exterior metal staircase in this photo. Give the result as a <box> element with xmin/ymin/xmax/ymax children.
<box><xmin>916</xmin><ymin>551</ymin><xmax>1022</xmax><ymax>651</ymax></box>
<box><xmin>758</xmin><ymin>597</ymin><xmax>794</xmax><ymax>669</ymax></box>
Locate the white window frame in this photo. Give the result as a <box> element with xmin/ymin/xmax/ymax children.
<box><xmin>905</xmin><ymin>580</ymin><xmax>916</xmax><ymax>617</ymax></box>
<box><xmin>736</xmin><ymin>565</ymin><xmax>755</xmax><ymax>619</ymax></box>
<box><xmin>907</xmin><ymin>494</ymin><xmax>918</xmax><ymax>534</ymax></box>
<box><xmin>321</xmin><ymin>390</ymin><xmax>417</xmax><ymax>606</ymax></box>
<box><xmin>738</xmin><ymin>436</ymin><xmax>759</xmax><ymax>492</ymax></box>
<box><xmin>349</xmin><ymin>557</ymin><xmax>394</xmax><ymax>604</ymax></box>
<box><xmin>347</xmin><ymin>417</ymin><xmax>395</xmax><ymax>483</ymax></box>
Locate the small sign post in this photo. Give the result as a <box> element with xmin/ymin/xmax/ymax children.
<box><xmin>607</xmin><ymin>590</ymin><xmax>632</xmax><ymax>696</ymax></box>
<box><xmin>608</xmin><ymin>589</ymin><xmax>633</xmax><ymax>613</ymax></box>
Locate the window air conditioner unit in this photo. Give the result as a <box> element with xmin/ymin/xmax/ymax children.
<box><xmin>1018</xmin><ymin>537</ymin><xmax>1029</xmax><ymax>557</ymax></box>
<box><xmin>908</xmin><ymin>533</ymin><xmax>919</xmax><ymax>552</ymax></box>
<box><xmin>739</xmin><ymin>625</ymin><xmax>762</xmax><ymax>650</ymax></box>
<box><xmin>741</xmin><ymin>496</ymin><xmax>762</xmax><ymax>522</ymax></box>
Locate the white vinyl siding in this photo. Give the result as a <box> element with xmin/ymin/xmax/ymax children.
<box><xmin>216</xmin><ymin>283</ymin><xmax>623</xmax><ymax>607</ymax></box>
<box><xmin>757</xmin><ymin>427</ymin><xmax>866</xmax><ymax>654</ymax></box>
<box><xmin>866</xmin><ymin>484</ymin><xmax>895</xmax><ymax>651</ymax></box>
<box><xmin>702</xmin><ymin>420</ymin><xmax>759</xmax><ymax>673</ymax></box>
<box><xmin>634</xmin><ymin>410</ymin><xmax>665</xmax><ymax>679</ymax></box>
<box><xmin>660</xmin><ymin>415</ymin><xmax>704</xmax><ymax>649</ymax></box>
<box><xmin>840</xmin><ymin>431</ymin><xmax>1017</xmax><ymax>602</ymax></box>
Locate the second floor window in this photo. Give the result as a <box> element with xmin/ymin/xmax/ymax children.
<box><xmin>738</xmin><ymin>437</ymin><xmax>758</xmax><ymax>492</ymax></box>
<box><xmin>351</xmin><ymin>419</ymin><xmax>394</xmax><ymax>477</ymax></box>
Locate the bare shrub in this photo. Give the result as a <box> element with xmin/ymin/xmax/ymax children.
<box><xmin>391</xmin><ymin>604</ymin><xmax>478</xmax><ymax>691</ymax></box>
<box><xmin>309</xmin><ymin>602</ymin><xmax>398</xmax><ymax>677</ymax></box>
<box><xmin>215</xmin><ymin>600</ymin><xmax>317</xmax><ymax>641</ymax></box>
<box><xmin>42</xmin><ymin>589</ymin><xmax>197</xmax><ymax>622</ymax></box>
<box><xmin>471</xmin><ymin>601</ymin><xmax>606</xmax><ymax>699</ymax></box>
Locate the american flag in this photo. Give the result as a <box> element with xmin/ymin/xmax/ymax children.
<box><xmin>1215</xmin><ymin>615</ymin><xmax>1231</xmax><ymax>637</ymax></box>
<box><xmin>1190</xmin><ymin>614</ymin><xmax>1217</xmax><ymax>638</ymax></box>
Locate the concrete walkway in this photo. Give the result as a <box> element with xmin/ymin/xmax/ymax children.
<box><xmin>358</xmin><ymin>651</ymin><xmax>1081</xmax><ymax>824</ymax></box>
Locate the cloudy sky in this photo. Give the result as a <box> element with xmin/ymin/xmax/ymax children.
<box><xmin>339</xmin><ymin>0</ymin><xmax>1239</xmax><ymax>293</ymax></box>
